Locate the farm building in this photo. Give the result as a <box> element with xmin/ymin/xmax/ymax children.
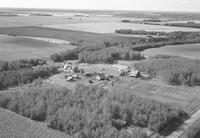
<box><xmin>113</xmin><ymin>64</ymin><xmax>129</xmax><ymax>72</ymax></box>
<box><xmin>64</xmin><ymin>63</ymin><xmax>73</xmax><ymax>72</ymax></box>
<box><xmin>63</xmin><ymin>63</ymin><xmax>79</xmax><ymax>73</ymax></box>
<box><xmin>96</xmin><ymin>72</ymin><xmax>105</xmax><ymax>81</ymax></box>
<box><xmin>130</xmin><ymin>70</ymin><xmax>142</xmax><ymax>78</ymax></box>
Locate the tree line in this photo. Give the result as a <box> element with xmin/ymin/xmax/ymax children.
<box><xmin>0</xmin><ymin>65</ymin><xmax>58</xmax><ymax>89</ymax></box>
<box><xmin>50</xmin><ymin>42</ymin><xmax>144</xmax><ymax>63</ymax></box>
<box><xmin>0</xmin><ymin>58</ymin><xmax>46</xmax><ymax>72</ymax></box>
<box><xmin>134</xmin><ymin>56</ymin><xmax>200</xmax><ymax>86</ymax></box>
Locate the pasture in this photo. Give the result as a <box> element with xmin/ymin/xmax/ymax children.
<box><xmin>142</xmin><ymin>43</ymin><xmax>200</xmax><ymax>59</ymax></box>
<box><xmin>0</xmin><ymin>35</ymin><xmax>73</xmax><ymax>60</ymax></box>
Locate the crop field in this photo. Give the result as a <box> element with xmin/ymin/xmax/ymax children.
<box><xmin>142</xmin><ymin>43</ymin><xmax>200</xmax><ymax>59</ymax></box>
<box><xmin>0</xmin><ymin>15</ymin><xmax>117</xmax><ymax>27</ymax></box>
<box><xmin>45</xmin><ymin>22</ymin><xmax>200</xmax><ymax>34</ymax></box>
<box><xmin>113</xmin><ymin>78</ymin><xmax>200</xmax><ymax>115</ymax></box>
<box><xmin>0</xmin><ymin>26</ymin><xmax>138</xmax><ymax>46</ymax></box>
<box><xmin>0</xmin><ymin>34</ymin><xmax>73</xmax><ymax>60</ymax></box>
<box><xmin>0</xmin><ymin>108</ymin><xmax>68</xmax><ymax>138</ymax></box>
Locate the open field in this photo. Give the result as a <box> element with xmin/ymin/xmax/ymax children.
<box><xmin>0</xmin><ymin>26</ymin><xmax>138</xmax><ymax>46</ymax></box>
<box><xmin>112</xmin><ymin>77</ymin><xmax>200</xmax><ymax>115</ymax></box>
<box><xmin>0</xmin><ymin>108</ymin><xmax>68</xmax><ymax>138</ymax></box>
<box><xmin>45</xmin><ymin>22</ymin><xmax>200</xmax><ymax>34</ymax></box>
<box><xmin>0</xmin><ymin>15</ymin><xmax>121</xmax><ymax>27</ymax></box>
<box><xmin>142</xmin><ymin>43</ymin><xmax>200</xmax><ymax>59</ymax></box>
<box><xmin>0</xmin><ymin>34</ymin><xmax>73</xmax><ymax>60</ymax></box>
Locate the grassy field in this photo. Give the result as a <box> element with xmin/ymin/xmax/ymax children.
<box><xmin>142</xmin><ymin>43</ymin><xmax>200</xmax><ymax>59</ymax></box>
<box><xmin>0</xmin><ymin>35</ymin><xmax>73</xmax><ymax>60</ymax></box>
<box><xmin>0</xmin><ymin>108</ymin><xmax>68</xmax><ymax>138</ymax></box>
<box><xmin>113</xmin><ymin>78</ymin><xmax>200</xmax><ymax>115</ymax></box>
<box><xmin>0</xmin><ymin>26</ymin><xmax>138</xmax><ymax>46</ymax></box>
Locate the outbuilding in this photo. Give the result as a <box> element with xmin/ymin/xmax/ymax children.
<box><xmin>130</xmin><ymin>70</ymin><xmax>142</xmax><ymax>78</ymax></box>
<box><xmin>96</xmin><ymin>72</ymin><xmax>105</xmax><ymax>81</ymax></box>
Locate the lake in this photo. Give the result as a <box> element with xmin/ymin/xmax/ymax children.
<box><xmin>142</xmin><ymin>43</ymin><xmax>200</xmax><ymax>59</ymax></box>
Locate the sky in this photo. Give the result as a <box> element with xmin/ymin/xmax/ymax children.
<box><xmin>1</xmin><ymin>0</ymin><xmax>200</xmax><ymax>12</ymax></box>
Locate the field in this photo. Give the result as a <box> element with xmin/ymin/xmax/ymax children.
<box><xmin>45</xmin><ymin>22</ymin><xmax>200</xmax><ymax>34</ymax></box>
<box><xmin>112</xmin><ymin>78</ymin><xmax>200</xmax><ymax>115</ymax></box>
<box><xmin>0</xmin><ymin>34</ymin><xmax>73</xmax><ymax>60</ymax></box>
<box><xmin>0</xmin><ymin>15</ymin><xmax>118</xmax><ymax>27</ymax></box>
<box><xmin>0</xmin><ymin>26</ymin><xmax>138</xmax><ymax>46</ymax></box>
<box><xmin>142</xmin><ymin>43</ymin><xmax>200</xmax><ymax>59</ymax></box>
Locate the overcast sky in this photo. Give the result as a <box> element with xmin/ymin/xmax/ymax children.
<box><xmin>1</xmin><ymin>0</ymin><xmax>200</xmax><ymax>12</ymax></box>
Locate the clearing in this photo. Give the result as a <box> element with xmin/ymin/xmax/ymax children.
<box><xmin>47</xmin><ymin>62</ymin><xmax>200</xmax><ymax>115</ymax></box>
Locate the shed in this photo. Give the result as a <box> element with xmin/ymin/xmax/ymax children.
<box><xmin>66</xmin><ymin>76</ymin><xmax>73</xmax><ymax>81</ymax></box>
<box><xmin>96</xmin><ymin>73</ymin><xmax>105</xmax><ymax>81</ymax></box>
<box><xmin>130</xmin><ymin>70</ymin><xmax>142</xmax><ymax>78</ymax></box>
<box><xmin>64</xmin><ymin>64</ymin><xmax>74</xmax><ymax>73</ymax></box>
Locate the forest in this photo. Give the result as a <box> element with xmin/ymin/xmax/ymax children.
<box><xmin>0</xmin><ymin>84</ymin><xmax>187</xmax><ymax>137</ymax></box>
<box><xmin>0</xmin><ymin>61</ymin><xmax>59</xmax><ymax>89</ymax></box>
<box><xmin>50</xmin><ymin>42</ymin><xmax>143</xmax><ymax>63</ymax></box>
<box><xmin>134</xmin><ymin>56</ymin><xmax>200</xmax><ymax>86</ymax></box>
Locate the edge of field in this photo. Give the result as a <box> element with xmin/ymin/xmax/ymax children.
<box><xmin>0</xmin><ymin>108</ymin><xmax>68</xmax><ymax>138</ymax></box>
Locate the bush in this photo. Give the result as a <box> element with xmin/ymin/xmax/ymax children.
<box><xmin>50</xmin><ymin>50</ymin><xmax>78</xmax><ymax>62</ymax></box>
<box><xmin>0</xmin><ymin>65</ymin><xmax>58</xmax><ymax>89</ymax></box>
<box><xmin>115</xmin><ymin>29</ymin><xmax>168</xmax><ymax>36</ymax></box>
<box><xmin>78</xmin><ymin>47</ymin><xmax>143</xmax><ymax>64</ymax></box>
<box><xmin>134</xmin><ymin>57</ymin><xmax>200</xmax><ymax>86</ymax></box>
<box><xmin>0</xmin><ymin>84</ymin><xmax>187</xmax><ymax>136</ymax></box>
<box><xmin>0</xmin><ymin>59</ymin><xmax>46</xmax><ymax>72</ymax></box>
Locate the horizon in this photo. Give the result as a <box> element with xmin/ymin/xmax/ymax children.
<box><xmin>1</xmin><ymin>7</ymin><xmax>200</xmax><ymax>14</ymax></box>
<box><xmin>1</xmin><ymin>0</ymin><xmax>200</xmax><ymax>13</ymax></box>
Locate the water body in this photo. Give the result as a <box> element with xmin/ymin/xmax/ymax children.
<box><xmin>142</xmin><ymin>43</ymin><xmax>200</xmax><ymax>59</ymax></box>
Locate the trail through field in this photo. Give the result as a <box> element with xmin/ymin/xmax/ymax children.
<box><xmin>167</xmin><ymin>109</ymin><xmax>200</xmax><ymax>138</ymax></box>
<box><xmin>0</xmin><ymin>108</ymin><xmax>68</xmax><ymax>138</ymax></box>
